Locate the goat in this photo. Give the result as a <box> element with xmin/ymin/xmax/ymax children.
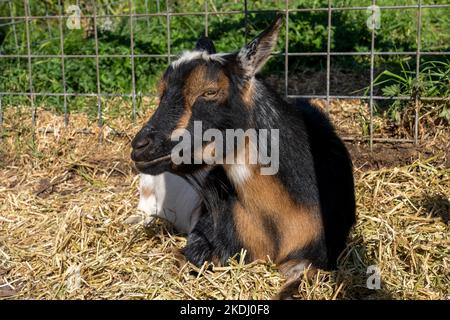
<box><xmin>131</xmin><ymin>15</ymin><xmax>356</xmax><ymax>298</ymax></box>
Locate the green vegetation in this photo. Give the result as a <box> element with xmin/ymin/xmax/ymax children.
<box><xmin>0</xmin><ymin>0</ymin><xmax>448</xmax><ymax>124</ymax></box>
<box><xmin>371</xmin><ymin>59</ymin><xmax>450</xmax><ymax>125</ymax></box>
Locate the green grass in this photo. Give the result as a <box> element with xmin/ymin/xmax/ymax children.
<box><xmin>0</xmin><ymin>0</ymin><xmax>449</xmax><ymax>121</ymax></box>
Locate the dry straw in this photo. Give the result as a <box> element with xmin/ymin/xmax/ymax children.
<box><xmin>0</xmin><ymin>106</ymin><xmax>448</xmax><ymax>299</ymax></box>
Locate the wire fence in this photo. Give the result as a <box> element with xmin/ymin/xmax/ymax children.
<box><xmin>0</xmin><ymin>0</ymin><xmax>449</xmax><ymax>148</ymax></box>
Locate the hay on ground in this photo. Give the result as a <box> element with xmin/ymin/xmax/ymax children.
<box><xmin>0</xmin><ymin>107</ymin><xmax>449</xmax><ymax>299</ymax></box>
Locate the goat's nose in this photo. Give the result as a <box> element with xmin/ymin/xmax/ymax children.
<box><xmin>131</xmin><ymin>126</ymin><xmax>154</xmax><ymax>150</ymax></box>
<box><xmin>132</xmin><ymin>135</ymin><xmax>150</xmax><ymax>150</ymax></box>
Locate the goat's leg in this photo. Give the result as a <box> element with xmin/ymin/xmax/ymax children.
<box><xmin>273</xmin><ymin>259</ymin><xmax>318</xmax><ymax>300</ymax></box>
<box><xmin>181</xmin><ymin>212</ymin><xmax>215</xmax><ymax>267</ymax></box>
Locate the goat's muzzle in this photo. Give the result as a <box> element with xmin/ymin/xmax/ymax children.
<box><xmin>131</xmin><ymin>126</ymin><xmax>173</xmax><ymax>174</ymax></box>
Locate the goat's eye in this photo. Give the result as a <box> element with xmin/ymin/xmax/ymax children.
<box><xmin>202</xmin><ymin>89</ymin><xmax>219</xmax><ymax>98</ymax></box>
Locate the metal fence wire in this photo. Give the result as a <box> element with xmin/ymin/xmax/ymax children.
<box><xmin>0</xmin><ymin>0</ymin><xmax>449</xmax><ymax>149</ymax></box>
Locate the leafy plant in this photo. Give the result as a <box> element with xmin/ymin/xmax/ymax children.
<box><xmin>370</xmin><ymin>58</ymin><xmax>450</xmax><ymax>126</ymax></box>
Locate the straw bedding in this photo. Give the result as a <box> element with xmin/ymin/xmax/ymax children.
<box><xmin>0</xmin><ymin>106</ymin><xmax>448</xmax><ymax>299</ymax></box>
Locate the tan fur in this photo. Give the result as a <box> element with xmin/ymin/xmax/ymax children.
<box><xmin>241</xmin><ymin>80</ymin><xmax>255</xmax><ymax>107</ymax></box>
<box><xmin>176</xmin><ymin>64</ymin><xmax>230</xmax><ymax>131</ymax></box>
<box><xmin>231</xmin><ymin>166</ymin><xmax>323</xmax><ymax>263</ymax></box>
<box><xmin>176</xmin><ymin>109</ymin><xmax>193</xmax><ymax>130</ymax></box>
<box><xmin>227</xmin><ymin>144</ymin><xmax>323</xmax><ymax>299</ymax></box>
<box><xmin>154</xmin><ymin>79</ymin><xmax>167</xmax><ymax>106</ymax></box>
<box><xmin>211</xmin><ymin>255</ymin><xmax>222</xmax><ymax>266</ymax></box>
<box><xmin>278</xmin><ymin>259</ymin><xmax>316</xmax><ymax>279</ymax></box>
<box><xmin>183</xmin><ymin>64</ymin><xmax>230</xmax><ymax>107</ymax></box>
<box><xmin>157</xmin><ymin>79</ymin><xmax>166</xmax><ymax>97</ymax></box>
<box><xmin>183</xmin><ymin>64</ymin><xmax>207</xmax><ymax>109</ymax></box>
<box><xmin>233</xmin><ymin>202</ymin><xmax>275</xmax><ymax>260</ymax></box>
<box><xmin>275</xmin><ymin>259</ymin><xmax>318</xmax><ymax>300</ymax></box>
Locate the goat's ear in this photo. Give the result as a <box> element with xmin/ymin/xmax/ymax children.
<box><xmin>237</xmin><ymin>15</ymin><xmax>283</xmax><ymax>77</ymax></box>
<box><xmin>195</xmin><ymin>36</ymin><xmax>217</xmax><ymax>54</ymax></box>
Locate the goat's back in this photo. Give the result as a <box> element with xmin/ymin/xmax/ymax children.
<box><xmin>293</xmin><ymin>99</ymin><xmax>356</xmax><ymax>269</ymax></box>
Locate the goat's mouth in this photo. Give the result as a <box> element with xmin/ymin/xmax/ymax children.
<box><xmin>133</xmin><ymin>154</ymin><xmax>172</xmax><ymax>171</ymax></box>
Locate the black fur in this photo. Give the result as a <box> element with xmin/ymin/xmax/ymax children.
<box><xmin>294</xmin><ymin>98</ymin><xmax>356</xmax><ymax>269</ymax></box>
<box><xmin>195</xmin><ymin>36</ymin><xmax>217</xmax><ymax>54</ymax></box>
<box><xmin>182</xmin><ymin>167</ymin><xmax>243</xmax><ymax>266</ymax></box>
<box><xmin>261</xmin><ymin>214</ymin><xmax>281</xmax><ymax>258</ymax></box>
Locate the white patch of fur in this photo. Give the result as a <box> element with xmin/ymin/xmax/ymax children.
<box><xmin>137</xmin><ymin>173</ymin><xmax>202</xmax><ymax>234</ymax></box>
<box><xmin>226</xmin><ymin>164</ymin><xmax>251</xmax><ymax>187</ymax></box>
<box><xmin>171</xmin><ymin>50</ymin><xmax>227</xmax><ymax>68</ymax></box>
<box><xmin>137</xmin><ymin>175</ymin><xmax>158</xmax><ymax>216</ymax></box>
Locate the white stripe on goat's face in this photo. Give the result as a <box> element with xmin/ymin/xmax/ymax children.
<box><xmin>171</xmin><ymin>51</ymin><xmax>227</xmax><ymax>69</ymax></box>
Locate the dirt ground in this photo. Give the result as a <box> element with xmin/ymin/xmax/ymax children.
<box><xmin>0</xmin><ymin>103</ymin><xmax>449</xmax><ymax>300</ymax></box>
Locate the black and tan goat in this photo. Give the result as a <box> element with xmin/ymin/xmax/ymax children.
<box><xmin>131</xmin><ymin>16</ymin><xmax>356</xmax><ymax>298</ymax></box>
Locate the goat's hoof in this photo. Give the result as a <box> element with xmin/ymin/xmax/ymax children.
<box><xmin>143</xmin><ymin>216</ymin><xmax>156</xmax><ymax>229</ymax></box>
<box><xmin>169</xmin><ymin>248</ymin><xmax>188</xmax><ymax>268</ymax></box>
<box><xmin>272</xmin><ymin>281</ymin><xmax>301</xmax><ymax>300</ymax></box>
<box><xmin>124</xmin><ymin>214</ymin><xmax>144</xmax><ymax>225</ymax></box>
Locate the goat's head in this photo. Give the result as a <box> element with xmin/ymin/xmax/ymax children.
<box><xmin>131</xmin><ymin>15</ymin><xmax>283</xmax><ymax>175</ymax></box>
